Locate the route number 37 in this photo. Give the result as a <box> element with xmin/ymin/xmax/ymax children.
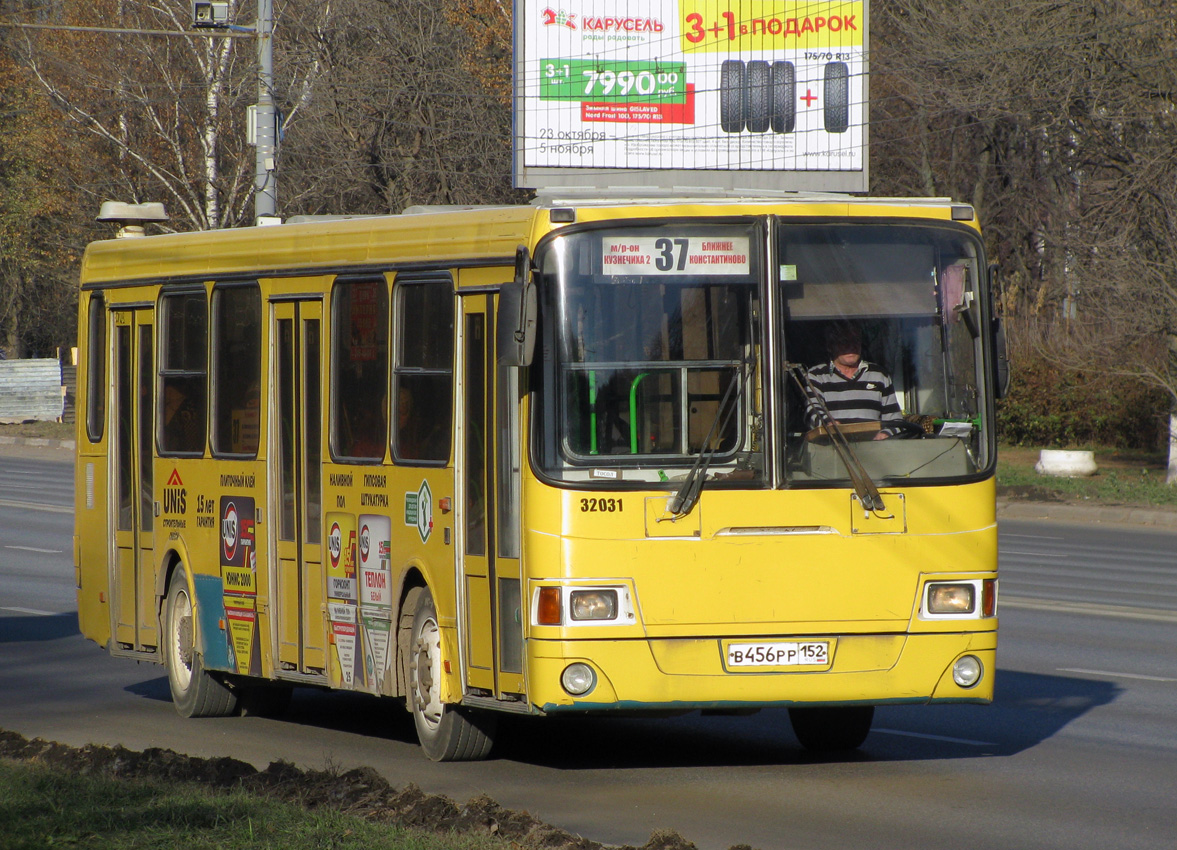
<box><xmin>655</xmin><ymin>237</ymin><xmax>689</xmax><ymax>271</ymax></box>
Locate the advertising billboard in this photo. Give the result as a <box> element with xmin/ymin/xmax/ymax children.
<box><xmin>514</xmin><ymin>0</ymin><xmax>869</xmax><ymax>193</ymax></box>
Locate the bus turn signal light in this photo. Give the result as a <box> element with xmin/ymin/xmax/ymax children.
<box><xmin>537</xmin><ymin>587</ymin><xmax>562</xmax><ymax>625</ymax></box>
<box><xmin>982</xmin><ymin>579</ymin><xmax>997</xmax><ymax>617</ymax></box>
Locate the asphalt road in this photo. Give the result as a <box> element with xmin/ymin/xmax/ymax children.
<box><xmin>1</xmin><ymin>449</ymin><xmax>1175</xmax><ymax>849</ymax></box>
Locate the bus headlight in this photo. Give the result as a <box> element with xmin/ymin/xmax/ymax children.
<box><xmin>927</xmin><ymin>583</ymin><xmax>975</xmax><ymax>615</ymax></box>
<box><xmin>532</xmin><ymin>585</ymin><xmax>635</xmax><ymax>627</ymax></box>
<box><xmin>570</xmin><ymin>590</ymin><xmax>617</xmax><ymax>621</ymax></box>
<box><xmin>561</xmin><ymin>663</ymin><xmax>597</xmax><ymax>696</ymax></box>
<box><xmin>952</xmin><ymin>655</ymin><xmax>983</xmax><ymax>688</ymax></box>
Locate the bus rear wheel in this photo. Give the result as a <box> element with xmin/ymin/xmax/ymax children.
<box><xmin>408</xmin><ymin>587</ymin><xmax>496</xmax><ymax>761</ymax></box>
<box><xmin>788</xmin><ymin>705</ymin><xmax>874</xmax><ymax>751</ymax></box>
<box><xmin>164</xmin><ymin>568</ymin><xmax>237</xmax><ymax>718</ymax></box>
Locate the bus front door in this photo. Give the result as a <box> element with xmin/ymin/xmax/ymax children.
<box><xmin>111</xmin><ymin>308</ymin><xmax>156</xmax><ymax>654</ymax></box>
<box><xmin>457</xmin><ymin>293</ymin><xmax>526</xmax><ymax>702</ymax></box>
<box><xmin>271</xmin><ymin>300</ymin><xmax>327</xmax><ymax>678</ymax></box>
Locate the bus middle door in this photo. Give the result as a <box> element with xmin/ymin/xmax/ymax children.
<box><xmin>271</xmin><ymin>299</ymin><xmax>327</xmax><ymax>679</ymax></box>
<box><xmin>457</xmin><ymin>292</ymin><xmax>525</xmax><ymax>703</ymax></box>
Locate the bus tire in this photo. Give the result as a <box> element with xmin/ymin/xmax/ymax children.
<box><xmin>164</xmin><ymin>568</ymin><xmax>237</xmax><ymax>718</ymax></box>
<box><xmin>824</xmin><ymin>61</ymin><xmax>850</xmax><ymax>133</ymax></box>
<box><xmin>771</xmin><ymin>61</ymin><xmax>796</xmax><ymax>133</ymax></box>
<box><xmin>408</xmin><ymin>587</ymin><xmax>496</xmax><ymax>761</ymax></box>
<box><xmin>746</xmin><ymin>60</ymin><xmax>771</xmax><ymax>133</ymax></box>
<box><xmin>788</xmin><ymin>705</ymin><xmax>873</xmax><ymax>751</ymax></box>
<box><xmin>720</xmin><ymin>60</ymin><xmax>745</xmax><ymax>133</ymax></box>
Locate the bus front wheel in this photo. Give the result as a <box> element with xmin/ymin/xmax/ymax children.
<box><xmin>788</xmin><ymin>705</ymin><xmax>874</xmax><ymax>751</ymax></box>
<box><xmin>408</xmin><ymin>587</ymin><xmax>496</xmax><ymax>761</ymax></box>
<box><xmin>164</xmin><ymin>568</ymin><xmax>237</xmax><ymax>718</ymax></box>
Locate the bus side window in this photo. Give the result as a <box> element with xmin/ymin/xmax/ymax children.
<box><xmin>331</xmin><ymin>278</ymin><xmax>389</xmax><ymax>461</ymax></box>
<box><xmin>211</xmin><ymin>283</ymin><xmax>261</xmax><ymax>457</ymax></box>
<box><xmin>158</xmin><ymin>290</ymin><xmax>208</xmax><ymax>456</ymax></box>
<box><xmin>394</xmin><ymin>277</ymin><xmax>453</xmax><ymax>464</ymax></box>
<box><xmin>85</xmin><ymin>293</ymin><xmax>107</xmax><ymax>443</ymax></box>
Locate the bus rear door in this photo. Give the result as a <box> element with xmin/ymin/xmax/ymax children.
<box><xmin>111</xmin><ymin>307</ymin><xmax>156</xmax><ymax>654</ymax></box>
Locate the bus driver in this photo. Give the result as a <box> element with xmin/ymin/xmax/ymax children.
<box><xmin>804</xmin><ymin>322</ymin><xmax>904</xmax><ymax>440</ymax></box>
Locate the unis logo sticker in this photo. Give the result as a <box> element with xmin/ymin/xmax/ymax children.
<box><xmin>328</xmin><ymin>521</ymin><xmax>342</xmax><ymax>569</ymax></box>
<box><xmin>326</xmin><ymin>512</ymin><xmax>357</xmax><ymax>602</ymax></box>
<box><xmin>162</xmin><ymin>468</ymin><xmax>187</xmax><ymax>522</ymax></box>
<box><xmin>222</xmin><ymin>501</ymin><xmax>239</xmax><ymax>563</ymax></box>
<box><xmin>358</xmin><ymin>523</ymin><xmax>370</xmax><ymax>563</ymax></box>
<box><xmin>219</xmin><ymin>496</ymin><xmax>256</xmax><ymax>595</ymax></box>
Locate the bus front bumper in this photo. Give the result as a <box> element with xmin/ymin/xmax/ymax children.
<box><xmin>527</xmin><ymin>631</ymin><xmax>997</xmax><ymax>713</ymax></box>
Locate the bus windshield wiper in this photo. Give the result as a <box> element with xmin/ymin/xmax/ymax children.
<box><xmin>667</xmin><ymin>360</ymin><xmax>746</xmax><ymax>518</ymax></box>
<box><xmin>787</xmin><ymin>363</ymin><xmax>887</xmax><ymax>513</ymax></box>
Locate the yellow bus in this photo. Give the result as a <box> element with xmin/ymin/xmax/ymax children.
<box><xmin>75</xmin><ymin>197</ymin><xmax>1003</xmax><ymax>760</ymax></box>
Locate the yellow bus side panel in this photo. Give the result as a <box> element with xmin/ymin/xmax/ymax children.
<box><xmin>75</xmin><ymin>452</ymin><xmax>112</xmax><ymax>648</ymax></box>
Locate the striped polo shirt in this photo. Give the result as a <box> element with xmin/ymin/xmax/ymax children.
<box><xmin>804</xmin><ymin>360</ymin><xmax>904</xmax><ymax>435</ymax></box>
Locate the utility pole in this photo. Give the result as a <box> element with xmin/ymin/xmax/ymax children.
<box><xmin>253</xmin><ymin>0</ymin><xmax>277</xmax><ymax>222</ymax></box>
<box><xmin>193</xmin><ymin>0</ymin><xmax>277</xmax><ymax>224</ymax></box>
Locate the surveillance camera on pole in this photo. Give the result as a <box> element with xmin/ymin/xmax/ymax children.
<box><xmin>191</xmin><ymin>1</ymin><xmax>230</xmax><ymax>29</ymax></box>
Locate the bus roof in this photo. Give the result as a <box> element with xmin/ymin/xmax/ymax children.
<box><xmin>80</xmin><ymin>195</ymin><xmax>977</xmax><ymax>287</ymax></box>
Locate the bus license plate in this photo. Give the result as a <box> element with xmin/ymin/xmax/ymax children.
<box><xmin>726</xmin><ymin>641</ymin><xmax>830</xmax><ymax>668</ymax></box>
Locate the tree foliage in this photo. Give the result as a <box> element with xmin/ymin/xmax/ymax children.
<box><xmin>0</xmin><ymin>45</ymin><xmax>85</xmax><ymax>356</ymax></box>
<box><xmin>2</xmin><ymin>0</ymin><xmax>1177</xmax><ymax>472</ymax></box>
<box><xmin>276</xmin><ymin>0</ymin><xmax>524</xmax><ymax>214</ymax></box>
<box><xmin>871</xmin><ymin>0</ymin><xmax>1177</xmax><ymax>474</ymax></box>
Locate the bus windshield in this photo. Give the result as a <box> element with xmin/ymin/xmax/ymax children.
<box><xmin>536</xmin><ymin>221</ymin><xmax>766</xmax><ymax>486</ymax></box>
<box><xmin>779</xmin><ymin>222</ymin><xmax>991</xmax><ymax>486</ymax></box>
<box><xmin>534</xmin><ymin>218</ymin><xmax>992</xmax><ymax>489</ymax></box>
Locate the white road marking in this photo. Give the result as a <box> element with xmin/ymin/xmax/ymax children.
<box><xmin>1059</xmin><ymin>668</ymin><xmax>1177</xmax><ymax>683</ymax></box>
<box><xmin>1</xmin><ymin>606</ymin><xmax>56</xmax><ymax>616</ymax></box>
<box><xmin>5</xmin><ymin>545</ymin><xmax>62</xmax><ymax>554</ymax></box>
<box><xmin>0</xmin><ymin>498</ymin><xmax>72</xmax><ymax>514</ymax></box>
<box><xmin>874</xmin><ymin>728</ymin><xmax>995</xmax><ymax>747</ymax></box>
<box><xmin>1000</xmin><ymin>596</ymin><xmax>1177</xmax><ymax>624</ymax></box>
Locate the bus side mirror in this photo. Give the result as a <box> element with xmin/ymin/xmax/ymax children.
<box><xmin>989</xmin><ymin>264</ymin><xmax>1010</xmax><ymax>399</ymax></box>
<box><xmin>992</xmin><ymin>317</ymin><xmax>1011</xmax><ymax>399</ymax></box>
<box><xmin>497</xmin><ymin>246</ymin><xmax>536</xmax><ymax>367</ymax></box>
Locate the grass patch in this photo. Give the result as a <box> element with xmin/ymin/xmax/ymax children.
<box><xmin>0</xmin><ymin>759</ymin><xmax>501</xmax><ymax>850</ymax></box>
<box><xmin>0</xmin><ymin>420</ymin><xmax>73</xmax><ymax>440</ymax></box>
<box><xmin>997</xmin><ymin>446</ymin><xmax>1177</xmax><ymax>509</ymax></box>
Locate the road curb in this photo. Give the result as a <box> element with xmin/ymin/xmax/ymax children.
<box><xmin>0</xmin><ymin>435</ymin><xmax>76</xmax><ymax>451</ymax></box>
<box><xmin>997</xmin><ymin>499</ymin><xmax>1177</xmax><ymax>530</ymax></box>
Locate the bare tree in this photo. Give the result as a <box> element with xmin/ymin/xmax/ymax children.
<box><xmin>276</xmin><ymin>0</ymin><xmax>523</xmax><ymax>215</ymax></box>
<box><xmin>872</xmin><ymin>0</ymin><xmax>1177</xmax><ymax>481</ymax></box>
<box><xmin>12</xmin><ymin>0</ymin><xmax>255</xmax><ymax>230</ymax></box>
<box><xmin>7</xmin><ymin>0</ymin><xmax>1177</xmax><ymax>477</ymax></box>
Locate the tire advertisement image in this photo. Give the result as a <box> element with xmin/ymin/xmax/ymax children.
<box><xmin>517</xmin><ymin>0</ymin><xmax>867</xmax><ymax>190</ymax></box>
